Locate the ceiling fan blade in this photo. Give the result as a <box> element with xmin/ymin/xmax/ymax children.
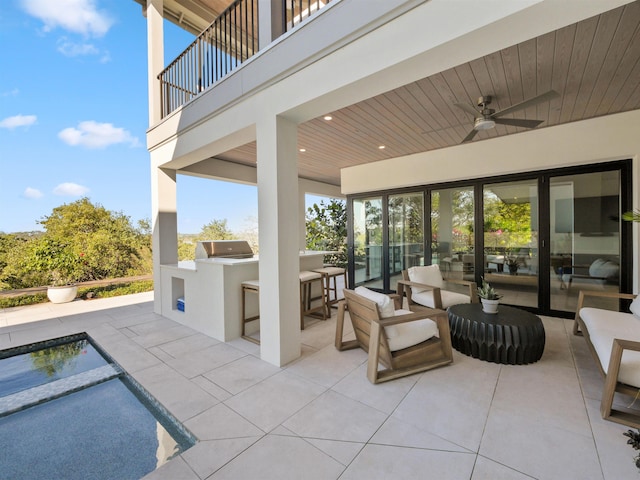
<box><xmin>454</xmin><ymin>102</ymin><xmax>481</xmax><ymax>117</ymax></box>
<box><xmin>461</xmin><ymin>128</ymin><xmax>479</xmax><ymax>143</ymax></box>
<box><xmin>492</xmin><ymin>90</ymin><xmax>559</xmax><ymax>118</ymax></box>
<box><xmin>493</xmin><ymin>118</ymin><xmax>544</xmax><ymax>128</ymax></box>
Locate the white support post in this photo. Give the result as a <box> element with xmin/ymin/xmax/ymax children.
<box><xmin>256</xmin><ymin>115</ymin><xmax>301</xmax><ymax>366</ymax></box>
<box><xmin>299</xmin><ymin>185</ymin><xmax>307</xmax><ymax>252</ymax></box>
<box><xmin>151</xmin><ymin>164</ymin><xmax>178</xmax><ymax>314</ymax></box>
<box><xmin>258</xmin><ymin>0</ymin><xmax>285</xmax><ymax>49</ymax></box>
<box><xmin>146</xmin><ymin>0</ymin><xmax>164</xmax><ymax>125</ymax></box>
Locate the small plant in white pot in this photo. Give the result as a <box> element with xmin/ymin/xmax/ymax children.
<box><xmin>28</xmin><ymin>239</ymin><xmax>82</xmax><ymax>304</ymax></box>
<box><xmin>477</xmin><ymin>277</ymin><xmax>502</xmax><ymax>314</ymax></box>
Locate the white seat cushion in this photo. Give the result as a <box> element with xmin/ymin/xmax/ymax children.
<box><xmin>580</xmin><ymin>307</ymin><xmax>640</xmax><ymax>388</ymax></box>
<box><xmin>384</xmin><ymin>317</ymin><xmax>439</xmax><ymax>352</ymax></box>
<box><xmin>408</xmin><ymin>265</ymin><xmax>443</xmax><ymax>294</ymax></box>
<box><xmin>412</xmin><ymin>289</ymin><xmax>470</xmax><ymax>309</ymax></box>
<box><xmin>314</xmin><ymin>266</ymin><xmax>345</xmax><ymax>276</ymax></box>
<box><xmin>299</xmin><ymin>271</ymin><xmax>322</xmax><ymax>282</ymax></box>
<box><xmin>354</xmin><ymin>286</ymin><xmax>395</xmax><ymax>318</ymax></box>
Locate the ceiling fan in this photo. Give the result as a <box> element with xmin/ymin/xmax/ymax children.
<box><xmin>455</xmin><ymin>90</ymin><xmax>559</xmax><ymax>143</ymax></box>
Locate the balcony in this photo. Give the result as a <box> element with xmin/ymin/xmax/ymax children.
<box><xmin>158</xmin><ymin>0</ymin><xmax>332</xmax><ymax>118</ymax></box>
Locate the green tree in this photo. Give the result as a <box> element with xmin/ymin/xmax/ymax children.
<box><xmin>1</xmin><ymin>198</ymin><xmax>151</xmax><ymax>289</ymax></box>
<box><xmin>484</xmin><ymin>192</ymin><xmax>533</xmax><ymax>251</ymax></box>
<box><xmin>306</xmin><ymin>199</ymin><xmax>347</xmax><ymax>267</ymax></box>
<box><xmin>177</xmin><ymin>219</ymin><xmax>237</xmax><ymax>261</ymax></box>
<box><xmin>0</xmin><ymin>233</ymin><xmax>32</xmax><ymax>289</ymax></box>
<box><xmin>199</xmin><ymin>219</ymin><xmax>236</xmax><ymax>241</ymax></box>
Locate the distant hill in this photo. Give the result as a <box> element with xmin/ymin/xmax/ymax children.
<box><xmin>1</xmin><ymin>231</ymin><xmax>43</xmax><ymax>239</ymax></box>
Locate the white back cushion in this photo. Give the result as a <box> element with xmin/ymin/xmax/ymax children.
<box><xmin>589</xmin><ymin>258</ymin><xmax>619</xmax><ymax>279</ymax></box>
<box><xmin>354</xmin><ymin>286</ymin><xmax>395</xmax><ymax>318</ymax></box>
<box><xmin>408</xmin><ymin>265</ymin><xmax>443</xmax><ymax>294</ymax></box>
<box><xmin>412</xmin><ymin>290</ymin><xmax>470</xmax><ymax>309</ymax></box>
<box><xmin>630</xmin><ymin>296</ymin><xmax>640</xmax><ymax>318</ymax></box>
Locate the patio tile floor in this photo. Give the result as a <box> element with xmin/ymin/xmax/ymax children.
<box><xmin>1</xmin><ymin>292</ymin><xmax>639</xmax><ymax>479</ymax></box>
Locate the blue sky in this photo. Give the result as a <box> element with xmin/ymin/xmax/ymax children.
<box><xmin>0</xmin><ymin>0</ymin><xmax>285</xmax><ymax>235</ymax></box>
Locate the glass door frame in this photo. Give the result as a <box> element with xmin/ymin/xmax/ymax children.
<box><xmin>348</xmin><ymin>190</ymin><xmax>428</xmax><ymax>293</ymax></box>
<box><xmin>539</xmin><ymin>161</ymin><xmax>634</xmax><ymax>316</ymax></box>
<box><xmin>347</xmin><ymin>159</ymin><xmax>633</xmax><ymax>317</ymax></box>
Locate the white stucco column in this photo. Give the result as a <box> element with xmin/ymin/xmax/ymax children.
<box><xmin>151</xmin><ymin>164</ymin><xmax>178</xmax><ymax>314</ymax></box>
<box><xmin>146</xmin><ymin>0</ymin><xmax>164</xmax><ymax>125</ymax></box>
<box><xmin>256</xmin><ymin>115</ymin><xmax>301</xmax><ymax>366</ymax></box>
<box><xmin>299</xmin><ymin>186</ymin><xmax>307</xmax><ymax>251</ymax></box>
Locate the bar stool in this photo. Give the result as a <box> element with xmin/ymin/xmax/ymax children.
<box><xmin>313</xmin><ymin>266</ymin><xmax>347</xmax><ymax>315</ymax></box>
<box><xmin>240</xmin><ymin>272</ymin><xmax>328</xmax><ymax>343</ymax></box>
<box><xmin>299</xmin><ymin>270</ymin><xmax>327</xmax><ymax>330</ymax></box>
<box><xmin>241</xmin><ymin>279</ymin><xmax>260</xmax><ymax>344</ymax></box>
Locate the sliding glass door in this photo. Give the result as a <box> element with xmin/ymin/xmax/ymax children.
<box><xmin>388</xmin><ymin>193</ymin><xmax>424</xmax><ymax>291</ymax></box>
<box><xmin>483</xmin><ymin>180</ymin><xmax>539</xmax><ymax>308</ymax></box>
<box><xmin>352</xmin><ymin>197</ymin><xmax>383</xmax><ymax>289</ymax></box>
<box><xmin>431</xmin><ymin>187</ymin><xmax>475</xmax><ymax>288</ymax></box>
<box><xmin>549</xmin><ymin>170</ymin><xmax>621</xmax><ymax>312</ymax></box>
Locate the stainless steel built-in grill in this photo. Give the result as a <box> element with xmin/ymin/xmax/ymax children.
<box><xmin>195</xmin><ymin>240</ymin><xmax>255</xmax><ymax>260</ymax></box>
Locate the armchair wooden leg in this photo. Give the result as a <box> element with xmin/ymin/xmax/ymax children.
<box><xmin>573</xmin><ymin>291</ymin><xmax>585</xmax><ymax>336</ymax></box>
<box><xmin>335</xmin><ymin>300</ymin><xmax>358</xmax><ymax>351</ymax></box>
<box><xmin>367</xmin><ymin>321</ymin><xmax>382</xmax><ymax>384</ymax></box>
<box><xmin>601</xmin><ymin>340</ymin><xmax>623</xmax><ymax>421</ymax></box>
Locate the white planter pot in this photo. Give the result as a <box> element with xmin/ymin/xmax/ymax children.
<box><xmin>47</xmin><ymin>285</ymin><xmax>78</xmax><ymax>304</ymax></box>
<box><xmin>481</xmin><ymin>298</ymin><xmax>499</xmax><ymax>314</ymax></box>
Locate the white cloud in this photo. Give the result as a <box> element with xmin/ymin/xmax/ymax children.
<box><xmin>0</xmin><ymin>114</ymin><xmax>37</xmax><ymax>129</ymax></box>
<box><xmin>21</xmin><ymin>0</ymin><xmax>113</xmax><ymax>37</ymax></box>
<box><xmin>99</xmin><ymin>51</ymin><xmax>112</xmax><ymax>64</ymax></box>
<box><xmin>57</xmin><ymin>37</ymin><xmax>99</xmax><ymax>57</ymax></box>
<box><xmin>24</xmin><ymin>187</ymin><xmax>44</xmax><ymax>199</ymax></box>
<box><xmin>1</xmin><ymin>88</ymin><xmax>20</xmax><ymax>97</ymax></box>
<box><xmin>58</xmin><ymin>121</ymin><xmax>139</xmax><ymax>149</ymax></box>
<box><xmin>53</xmin><ymin>183</ymin><xmax>90</xmax><ymax>196</ymax></box>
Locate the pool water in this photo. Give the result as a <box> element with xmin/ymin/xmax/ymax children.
<box><xmin>0</xmin><ymin>334</ymin><xmax>196</xmax><ymax>479</ymax></box>
<box><xmin>0</xmin><ymin>338</ymin><xmax>107</xmax><ymax>397</ymax></box>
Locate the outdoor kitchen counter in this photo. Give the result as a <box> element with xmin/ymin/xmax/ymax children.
<box><xmin>159</xmin><ymin>251</ymin><xmax>332</xmax><ymax>341</ymax></box>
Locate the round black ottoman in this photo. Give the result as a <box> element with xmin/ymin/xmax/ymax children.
<box><xmin>447</xmin><ymin>303</ymin><xmax>545</xmax><ymax>365</ymax></box>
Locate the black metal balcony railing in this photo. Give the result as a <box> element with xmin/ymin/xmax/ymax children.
<box><xmin>158</xmin><ymin>0</ymin><xmax>331</xmax><ymax>118</ymax></box>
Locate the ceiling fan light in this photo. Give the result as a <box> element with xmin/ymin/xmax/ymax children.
<box><xmin>475</xmin><ymin>117</ymin><xmax>496</xmax><ymax>130</ymax></box>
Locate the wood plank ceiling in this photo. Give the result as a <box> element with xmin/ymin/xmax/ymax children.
<box><xmin>214</xmin><ymin>1</ymin><xmax>640</xmax><ymax>186</ymax></box>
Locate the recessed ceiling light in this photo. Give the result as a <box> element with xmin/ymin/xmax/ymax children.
<box><xmin>299</xmin><ymin>148</ymin><xmax>306</xmax><ymax>152</ymax></box>
<box><xmin>378</xmin><ymin>145</ymin><xmax>386</xmax><ymax>150</ymax></box>
<box><xmin>323</xmin><ymin>115</ymin><xmax>332</xmax><ymax>121</ymax></box>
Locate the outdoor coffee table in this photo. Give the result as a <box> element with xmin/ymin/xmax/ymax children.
<box><xmin>447</xmin><ymin>303</ymin><xmax>545</xmax><ymax>365</ymax></box>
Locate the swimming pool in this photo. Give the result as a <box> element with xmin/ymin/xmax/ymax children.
<box><xmin>0</xmin><ymin>333</ymin><xmax>196</xmax><ymax>479</ymax></box>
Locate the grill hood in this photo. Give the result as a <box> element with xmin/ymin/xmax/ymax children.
<box><xmin>195</xmin><ymin>240</ymin><xmax>254</xmax><ymax>259</ymax></box>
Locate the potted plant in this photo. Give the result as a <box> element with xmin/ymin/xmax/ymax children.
<box><xmin>477</xmin><ymin>277</ymin><xmax>502</xmax><ymax>314</ymax></box>
<box><xmin>622</xmin><ymin>209</ymin><xmax>640</xmax><ymax>222</ymax></box>
<box><xmin>504</xmin><ymin>256</ymin><xmax>521</xmax><ymax>275</ymax></box>
<box><xmin>623</xmin><ymin>428</ymin><xmax>640</xmax><ymax>471</ymax></box>
<box><xmin>29</xmin><ymin>239</ymin><xmax>82</xmax><ymax>304</ymax></box>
